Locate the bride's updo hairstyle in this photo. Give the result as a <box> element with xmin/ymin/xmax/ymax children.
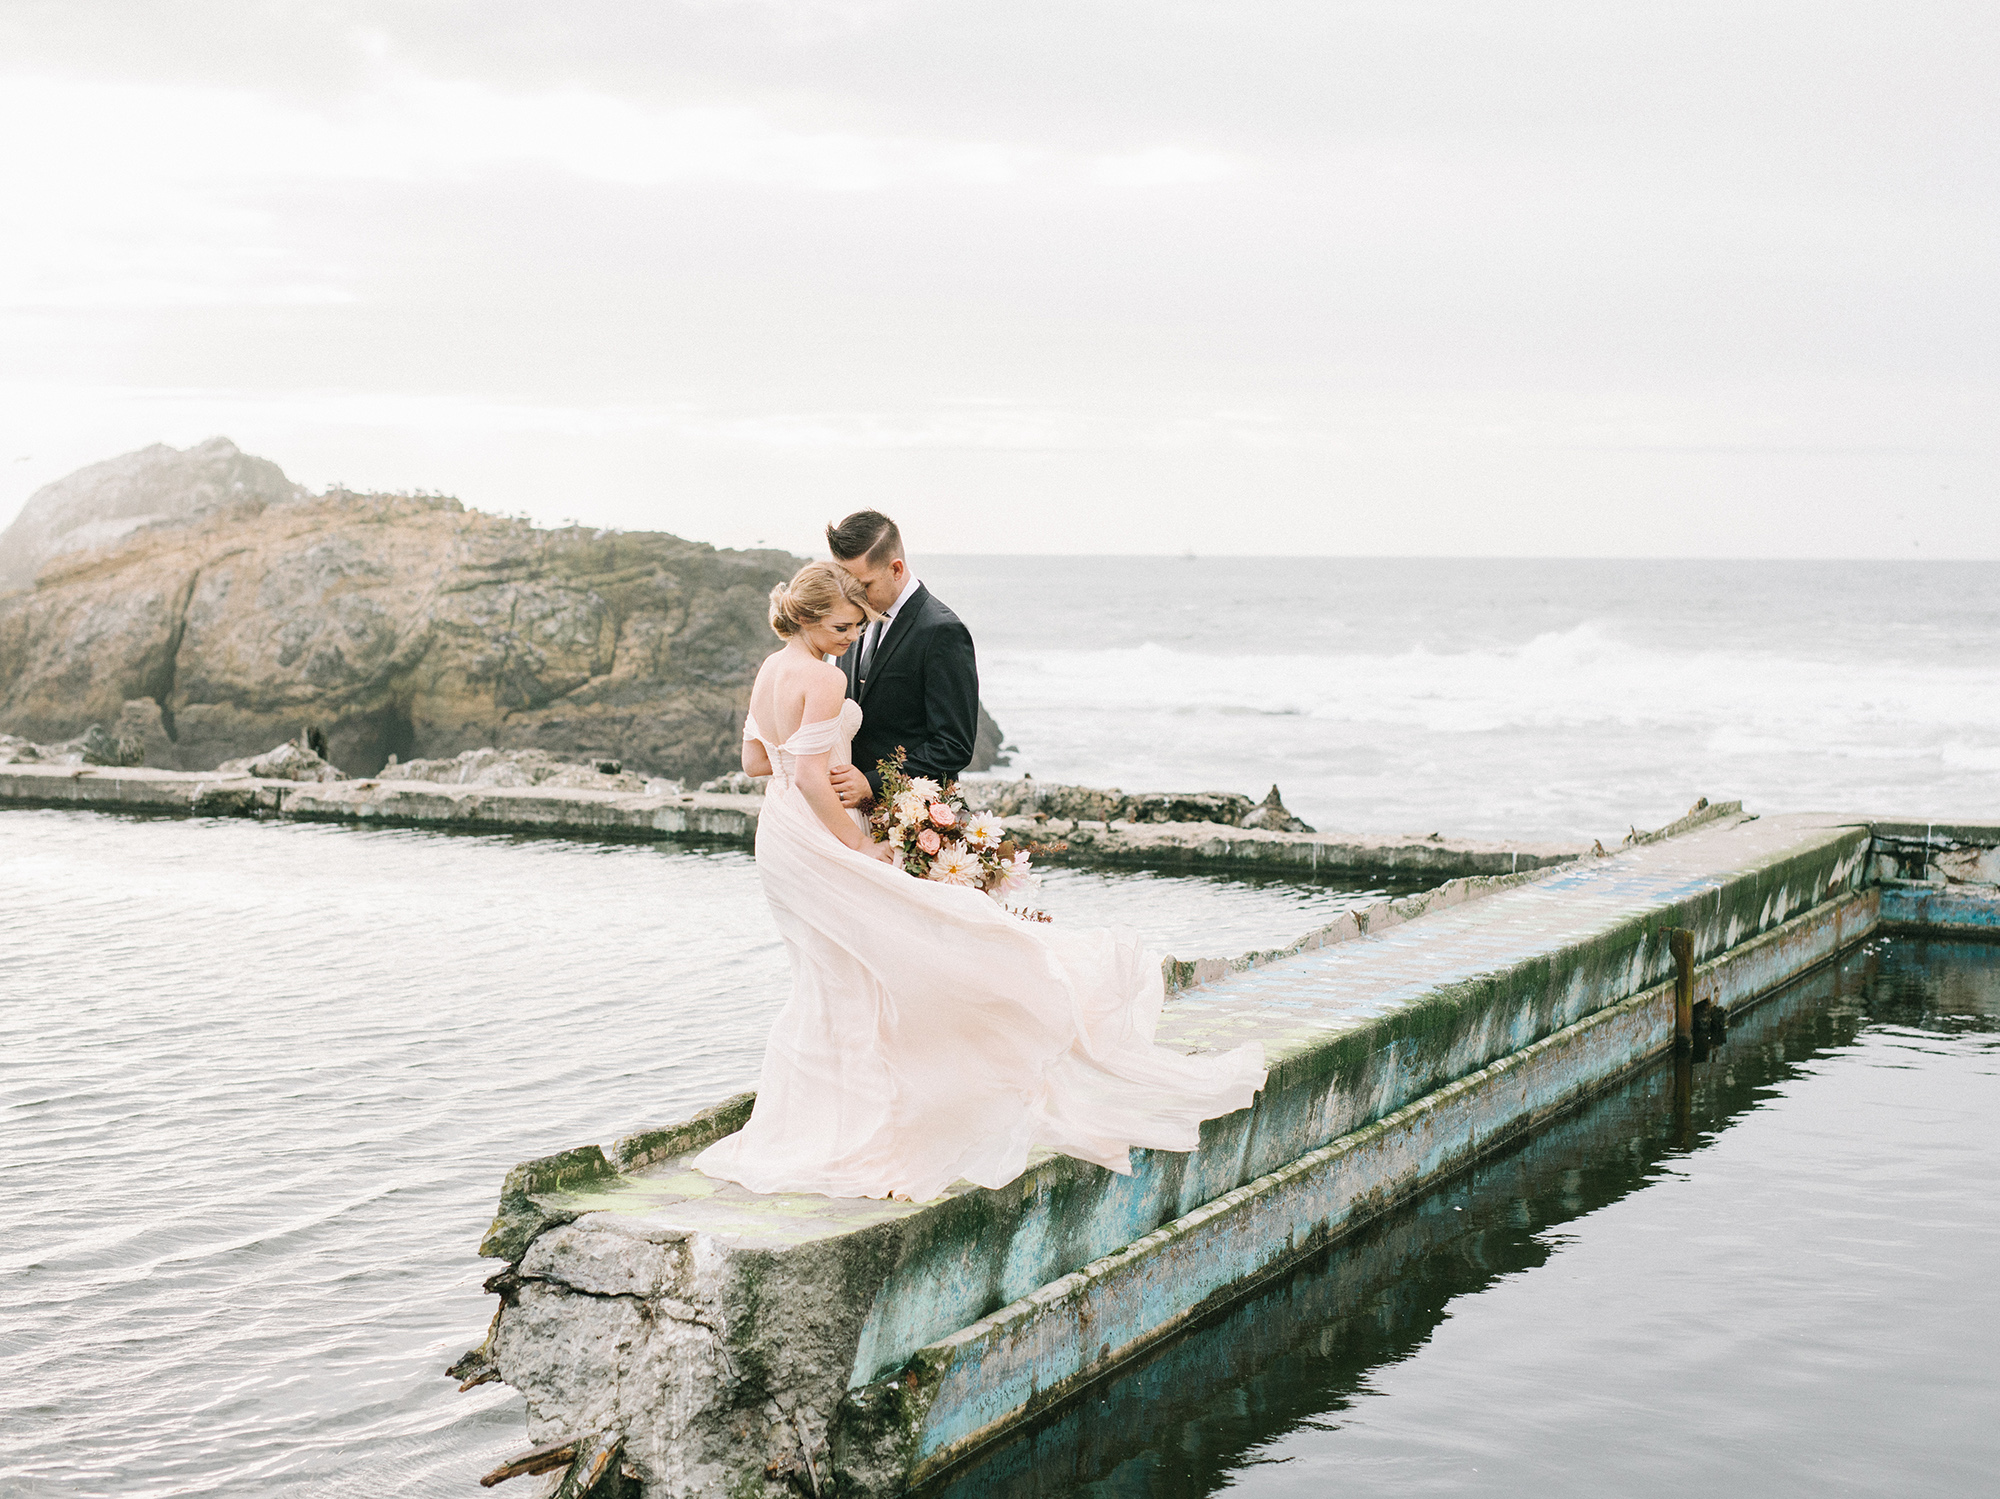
<box><xmin>769</xmin><ymin>561</ymin><xmax>876</xmax><ymax>639</ymax></box>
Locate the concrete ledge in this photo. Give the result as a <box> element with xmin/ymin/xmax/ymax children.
<box><xmin>1864</xmin><ymin>817</ymin><xmax>2000</xmax><ymax>886</ymax></box>
<box><xmin>1162</xmin><ymin>864</ymin><xmax>1558</xmax><ymax>992</ymax></box>
<box><xmin>0</xmin><ymin>763</ymin><xmax>287</xmax><ymax>814</ymax></box>
<box><xmin>0</xmin><ymin>762</ymin><xmax>763</xmax><ymax>843</ymax></box>
<box><xmin>1</xmin><ymin>760</ymin><xmax>1585</xmax><ymax>878</ymax></box>
<box><xmin>1030</xmin><ymin>816</ymin><xmax>1584</xmax><ymax>877</ymax></box>
<box><xmin>281</xmin><ymin>778</ymin><xmax>762</xmax><ymax>843</ymax></box>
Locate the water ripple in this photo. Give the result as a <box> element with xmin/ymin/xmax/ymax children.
<box><xmin>1</xmin><ymin>809</ymin><xmax>1385</xmax><ymax>1496</ymax></box>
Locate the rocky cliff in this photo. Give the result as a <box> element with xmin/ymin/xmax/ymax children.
<box><xmin>0</xmin><ymin>436</ymin><xmax>304</xmax><ymax>591</ymax></box>
<box><xmin>0</xmin><ymin>440</ymin><xmax>972</xmax><ymax>783</ymax></box>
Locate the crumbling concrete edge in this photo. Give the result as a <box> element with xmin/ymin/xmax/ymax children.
<box><xmin>1161</xmin><ymin>809</ymin><xmax>1759</xmax><ymax>995</ymax></box>
<box><xmin>1162</xmin><ymin>863</ymin><xmax>1564</xmax><ymax>994</ymax></box>
<box><xmin>1032</xmin><ymin>818</ymin><xmax>1586</xmax><ymax>877</ymax></box>
<box><xmin>610</xmin><ymin>1093</ymin><xmax>757</xmax><ymax>1175</ymax></box>
<box><xmin>1621</xmin><ymin>797</ymin><xmax>1743</xmax><ymax>847</ymax></box>
<box><xmin>481</xmin><ymin>1144</ymin><xmax>624</xmax><ymax>1262</ymax></box>
<box><xmin>856</xmin><ymin>883</ymin><xmax>1878</xmax><ymax>1489</ymax></box>
<box><xmin>0</xmin><ymin>763</ymin><xmax>764</xmax><ymax>844</ymax></box>
<box><xmin>476</xmin><ymin>1096</ymin><xmax>763</xmax><ymax>1266</ymax></box>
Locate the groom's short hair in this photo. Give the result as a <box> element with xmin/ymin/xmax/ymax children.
<box><xmin>826</xmin><ymin>510</ymin><xmax>903</xmax><ymax>567</ymax></box>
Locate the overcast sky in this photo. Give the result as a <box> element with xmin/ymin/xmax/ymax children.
<box><xmin>1</xmin><ymin>0</ymin><xmax>1993</xmax><ymax>556</ymax></box>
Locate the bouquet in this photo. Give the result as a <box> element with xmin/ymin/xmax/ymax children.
<box><xmin>866</xmin><ymin>749</ymin><xmax>1059</xmax><ymax>920</ymax></box>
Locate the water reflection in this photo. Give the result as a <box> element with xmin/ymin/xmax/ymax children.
<box><xmin>932</xmin><ymin>937</ymin><xmax>2000</xmax><ymax>1498</ymax></box>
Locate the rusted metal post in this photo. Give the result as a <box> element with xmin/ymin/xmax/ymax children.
<box><xmin>1667</xmin><ymin>926</ymin><xmax>1696</xmax><ymax>1054</ymax></box>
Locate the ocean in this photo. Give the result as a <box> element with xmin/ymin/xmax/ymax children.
<box><xmin>924</xmin><ymin>557</ymin><xmax>2000</xmax><ymax>841</ymax></box>
<box><xmin>2</xmin><ymin>555</ymin><xmax>1995</xmax><ymax>1497</ymax></box>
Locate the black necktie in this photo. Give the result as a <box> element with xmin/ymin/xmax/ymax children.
<box><xmin>860</xmin><ymin>619</ymin><xmax>883</xmax><ymax>679</ymax></box>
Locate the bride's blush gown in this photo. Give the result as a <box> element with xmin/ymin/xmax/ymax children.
<box><xmin>692</xmin><ymin>699</ymin><xmax>1267</xmax><ymax>1202</ymax></box>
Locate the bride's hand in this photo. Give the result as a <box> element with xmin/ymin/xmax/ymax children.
<box><xmin>864</xmin><ymin>839</ymin><xmax>896</xmax><ymax>864</ymax></box>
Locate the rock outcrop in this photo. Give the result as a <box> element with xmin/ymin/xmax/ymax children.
<box><xmin>385</xmin><ymin>746</ymin><xmax>661</xmax><ymax>794</ymax></box>
<box><xmin>0</xmin><ymin>445</ymin><xmax>771</xmax><ymax>780</ymax></box>
<box><xmin>216</xmin><ymin>737</ymin><xmax>349</xmax><ymax>783</ymax></box>
<box><xmin>0</xmin><ymin>437</ymin><xmax>303</xmax><ymax>590</ymax></box>
<box><xmin>1239</xmin><ymin>783</ymin><xmax>1314</xmax><ymax>833</ymax></box>
<box><xmin>959</xmin><ymin>779</ymin><xmax>1289</xmax><ymax>829</ymax></box>
<box><xmin>0</xmin><ymin>708</ymin><xmax>162</xmax><ymax>768</ymax></box>
<box><xmin>0</xmin><ymin>439</ymin><xmax>1008</xmax><ymax>783</ymax></box>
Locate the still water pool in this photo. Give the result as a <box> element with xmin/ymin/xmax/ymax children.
<box><xmin>0</xmin><ymin>810</ymin><xmax>1404</xmax><ymax>1497</ymax></box>
<box><xmin>940</xmin><ymin>936</ymin><xmax>2000</xmax><ymax>1499</ymax></box>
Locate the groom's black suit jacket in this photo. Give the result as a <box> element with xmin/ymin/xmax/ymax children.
<box><xmin>841</xmin><ymin>582</ymin><xmax>980</xmax><ymax>797</ymax></box>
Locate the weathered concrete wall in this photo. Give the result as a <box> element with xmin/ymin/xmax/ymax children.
<box><xmin>0</xmin><ymin>761</ymin><xmax>1582</xmax><ymax>878</ymax></box>
<box><xmin>463</xmin><ymin>812</ymin><xmax>1878</xmax><ymax>1497</ymax></box>
<box><xmin>1038</xmin><ymin>815</ymin><xmax>1583</xmax><ymax>876</ymax></box>
<box><xmin>0</xmin><ymin>762</ymin><xmax>763</xmax><ymax>843</ymax></box>
<box><xmin>880</xmin><ymin>886</ymin><xmax>1879</xmax><ymax>1485</ymax></box>
<box><xmin>1867</xmin><ymin>819</ymin><xmax>2000</xmax><ymax>887</ymax></box>
<box><xmin>1879</xmin><ymin>880</ymin><xmax>2000</xmax><ymax>937</ymax></box>
<box><xmin>1866</xmin><ymin>819</ymin><xmax>2000</xmax><ymax>937</ymax></box>
<box><xmin>1161</xmin><ymin>863</ymin><xmax>1559</xmax><ymax>992</ymax></box>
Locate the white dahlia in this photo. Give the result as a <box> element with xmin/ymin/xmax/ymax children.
<box><xmin>926</xmin><ymin>843</ymin><xmax>982</xmax><ymax>886</ymax></box>
<box><xmin>908</xmin><ymin>776</ymin><xmax>943</xmax><ymax>801</ymax></box>
<box><xmin>892</xmin><ymin>789</ymin><xmax>928</xmax><ymax>825</ymax></box>
<box><xmin>962</xmin><ymin>814</ymin><xmax>1005</xmax><ymax>850</ymax></box>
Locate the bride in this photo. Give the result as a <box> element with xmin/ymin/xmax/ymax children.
<box><xmin>693</xmin><ymin>561</ymin><xmax>1267</xmax><ymax>1202</ymax></box>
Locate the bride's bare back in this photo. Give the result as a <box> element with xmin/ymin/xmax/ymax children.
<box><xmin>747</xmin><ymin>647</ymin><xmax>846</xmax><ymax>751</ymax></box>
<box><xmin>741</xmin><ymin>572</ymin><xmax>879</xmax><ymax>857</ymax></box>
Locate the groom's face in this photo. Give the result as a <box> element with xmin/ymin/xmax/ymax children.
<box><xmin>837</xmin><ymin>554</ymin><xmax>905</xmax><ymax>614</ymax></box>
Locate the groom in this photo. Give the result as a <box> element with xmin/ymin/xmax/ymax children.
<box><xmin>824</xmin><ymin>509</ymin><xmax>980</xmax><ymax>808</ymax></box>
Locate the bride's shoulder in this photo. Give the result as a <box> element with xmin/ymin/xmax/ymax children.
<box><xmin>801</xmin><ymin>656</ymin><xmax>848</xmax><ymax>701</ymax></box>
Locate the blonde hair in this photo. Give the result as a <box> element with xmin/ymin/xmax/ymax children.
<box><xmin>769</xmin><ymin>560</ymin><xmax>876</xmax><ymax>639</ymax></box>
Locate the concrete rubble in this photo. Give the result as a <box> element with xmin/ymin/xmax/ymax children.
<box><xmin>217</xmin><ymin>737</ymin><xmax>349</xmax><ymax>783</ymax></box>
<box><xmin>380</xmin><ymin>745</ymin><xmax>663</xmax><ymax>794</ymax></box>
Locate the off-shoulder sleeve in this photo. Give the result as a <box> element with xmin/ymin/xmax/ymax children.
<box><xmin>741</xmin><ymin>712</ymin><xmax>760</xmax><ymax>743</ymax></box>
<box><xmin>780</xmin><ymin>715</ymin><xmax>843</xmax><ymax>756</ymax></box>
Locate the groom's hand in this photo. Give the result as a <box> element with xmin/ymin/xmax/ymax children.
<box><xmin>830</xmin><ymin>763</ymin><xmax>871</xmax><ymax>807</ymax></box>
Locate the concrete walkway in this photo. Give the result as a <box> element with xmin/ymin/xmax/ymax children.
<box><xmin>470</xmin><ymin>809</ymin><xmax>1878</xmax><ymax>1496</ymax></box>
<box><xmin>0</xmin><ymin>759</ymin><xmax>1586</xmax><ymax>877</ymax></box>
<box><xmin>1162</xmin><ymin>808</ymin><xmax>1841</xmax><ymax>1061</ymax></box>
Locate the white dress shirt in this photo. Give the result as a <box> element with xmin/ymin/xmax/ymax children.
<box><xmin>859</xmin><ymin>571</ymin><xmax>920</xmax><ymax>677</ymax></box>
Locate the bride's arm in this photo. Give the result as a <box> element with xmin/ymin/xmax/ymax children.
<box><xmin>792</xmin><ymin>672</ymin><xmax>880</xmax><ymax>854</ymax></box>
<box><xmin>742</xmin><ymin>661</ymin><xmax>774</xmax><ymax>776</ymax></box>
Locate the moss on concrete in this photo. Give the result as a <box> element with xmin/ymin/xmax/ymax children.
<box><xmin>612</xmin><ymin>1093</ymin><xmax>757</xmax><ymax>1174</ymax></box>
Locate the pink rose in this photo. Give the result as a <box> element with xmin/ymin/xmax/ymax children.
<box><xmin>929</xmin><ymin>802</ymin><xmax>957</xmax><ymax>827</ymax></box>
<box><xmin>917</xmin><ymin>828</ymin><xmax>942</xmax><ymax>854</ymax></box>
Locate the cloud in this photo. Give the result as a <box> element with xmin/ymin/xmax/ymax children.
<box><xmin>0</xmin><ymin>63</ymin><xmax>1243</xmax><ymax>309</ymax></box>
<box><xmin>0</xmin><ymin>382</ymin><xmax>1313</xmax><ymax>453</ymax></box>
